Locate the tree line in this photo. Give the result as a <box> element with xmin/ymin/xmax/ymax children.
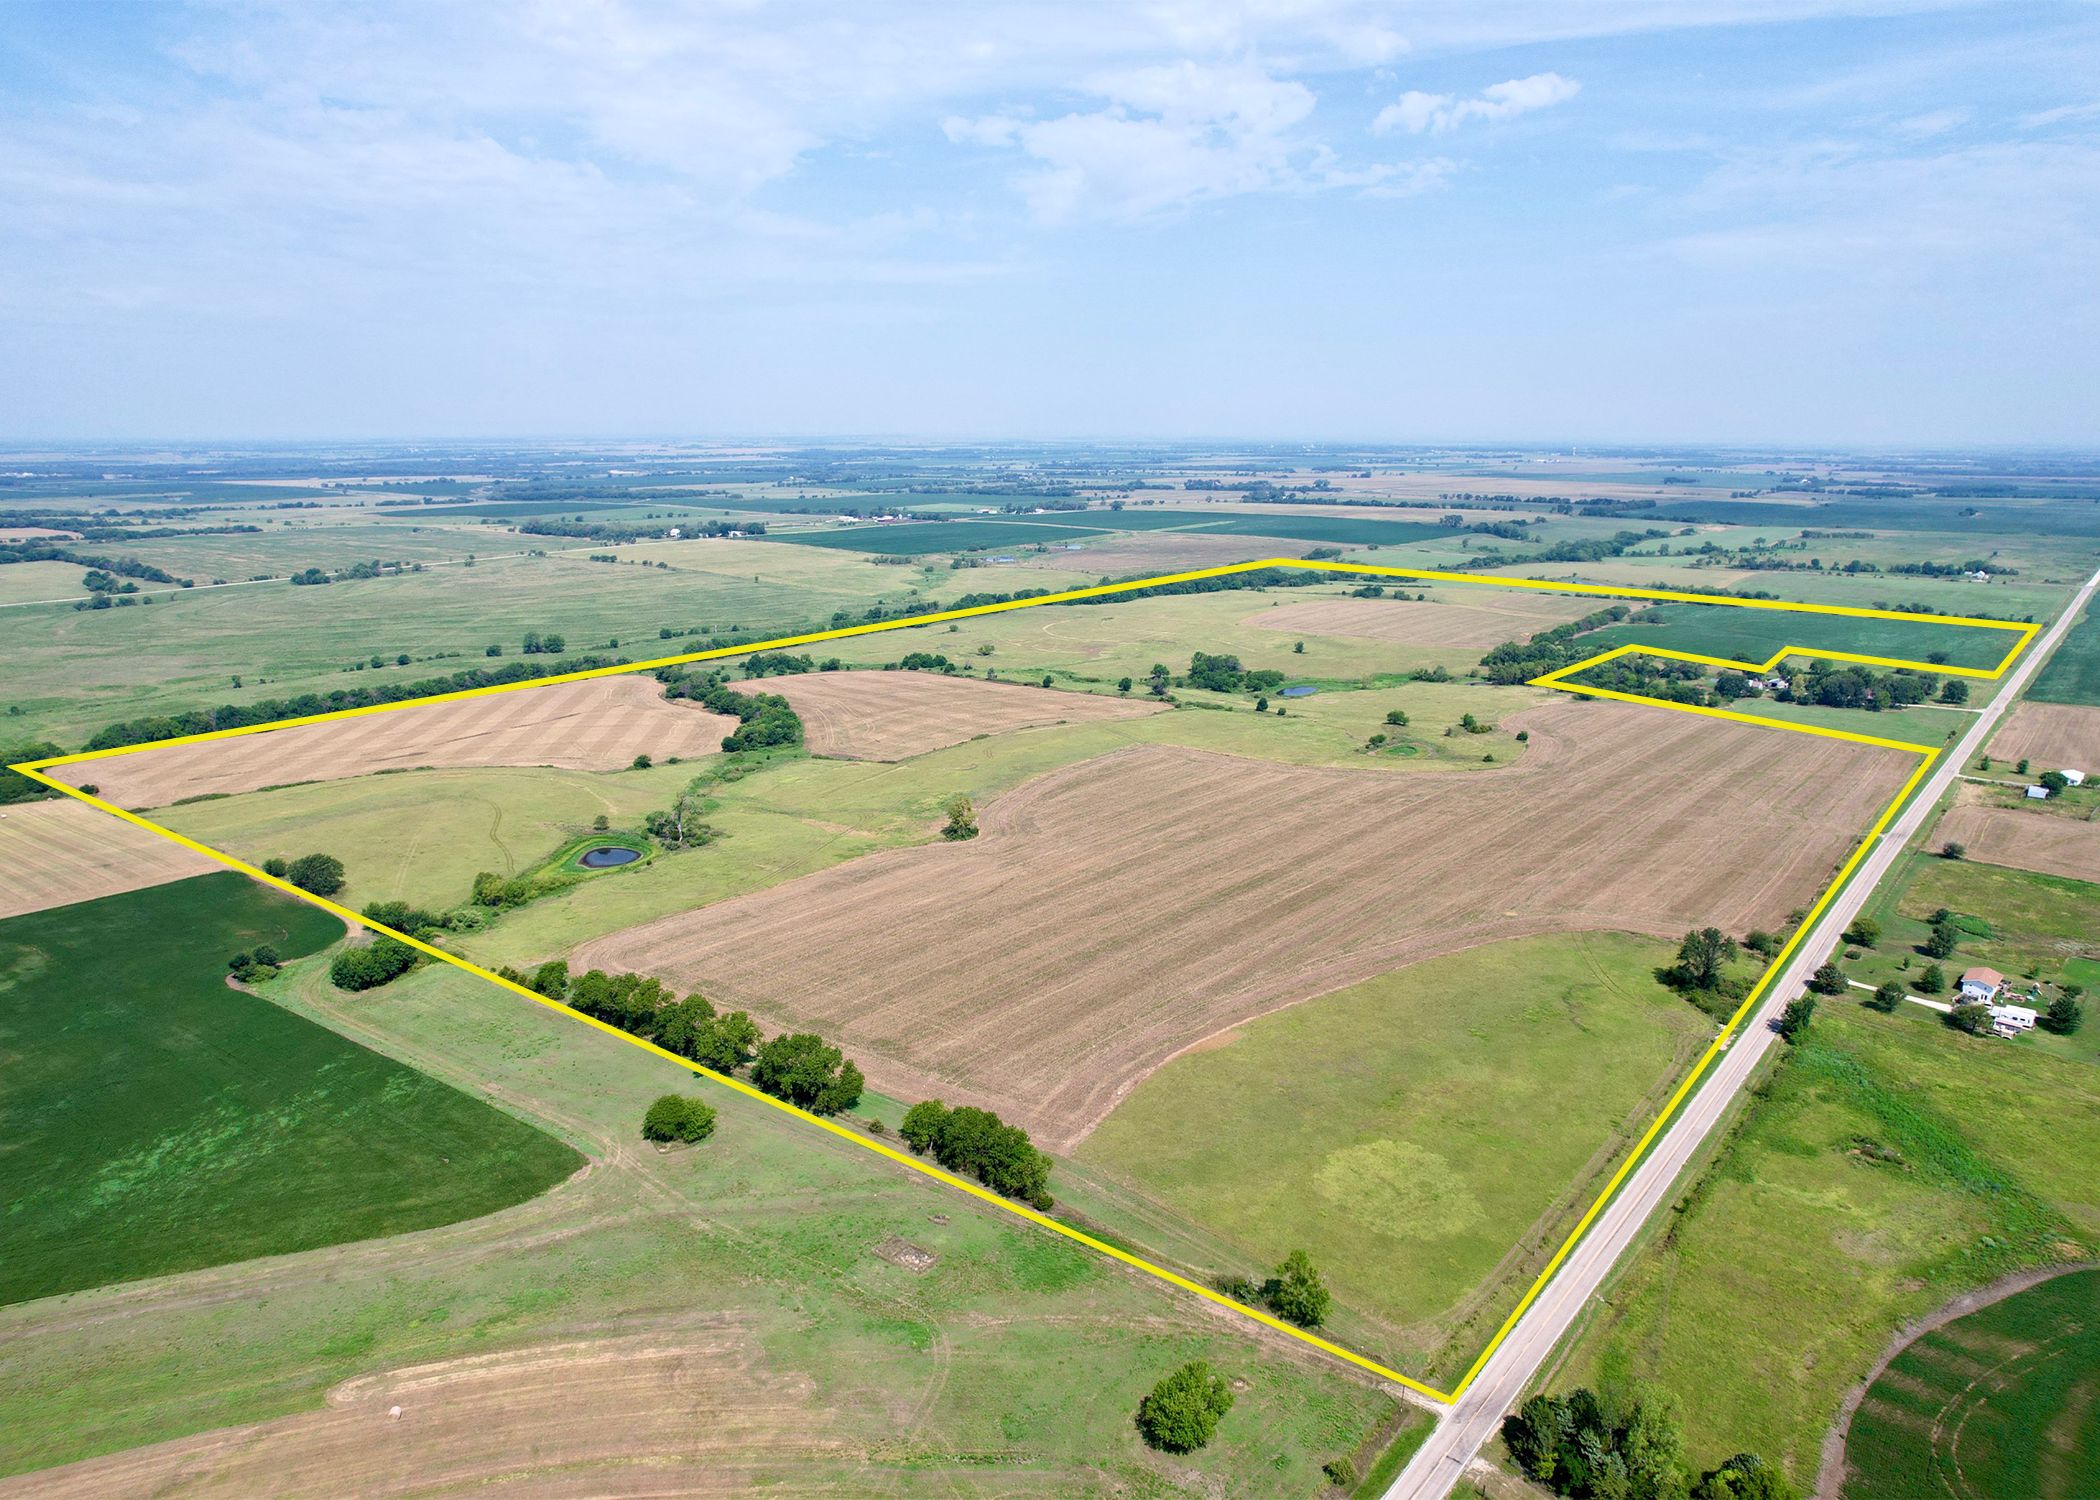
<box><xmin>1506</xmin><ymin>1384</ymin><xmax>1790</xmax><ymax>1499</ymax></box>
<box><xmin>656</xmin><ymin>666</ymin><xmax>805</xmax><ymax>751</ymax></box>
<box><xmin>1479</xmin><ymin>606</ymin><xmax>1635</xmax><ymax>683</ymax></box>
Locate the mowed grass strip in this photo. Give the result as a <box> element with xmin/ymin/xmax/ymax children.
<box><xmin>1842</xmin><ymin>1268</ymin><xmax>2100</xmax><ymax>1500</ymax></box>
<box><xmin>0</xmin><ymin>872</ymin><xmax>581</xmax><ymax>1305</ymax></box>
<box><xmin>1074</xmin><ymin>932</ymin><xmax>1711</xmax><ymax>1367</ymax></box>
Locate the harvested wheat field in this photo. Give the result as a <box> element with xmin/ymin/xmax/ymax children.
<box><xmin>1244</xmin><ymin>592</ymin><xmax>1599</xmax><ymax>649</ymax></box>
<box><xmin>53</xmin><ymin>676</ymin><xmax>739</xmax><ymax>810</ymax></box>
<box><xmin>1936</xmin><ymin>795</ymin><xmax>2100</xmax><ymax>883</ymax></box>
<box><xmin>0</xmin><ymin>1322</ymin><xmax>842</xmax><ymax>1499</ymax></box>
<box><xmin>731</xmin><ymin>670</ymin><xmax>1162</xmax><ymax>761</ymax></box>
<box><xmin>0</xmin><ymin>799</ymin><xmax>216</xmax><ymax>919</ymax></box>
<box><xmin>1988</xmin><ymin>701</ymin><xmax>2100</xmax><ymax>775</ymax></box>
<box><xmin>579</xmin><ymin>698</ymin><xmax>1912</xmax><ymax>1150</ymax></box>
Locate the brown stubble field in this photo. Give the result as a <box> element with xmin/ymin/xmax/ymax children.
<box><xmin>1987</xmin><ymin>701</ymin><xmax>2100</xmax><ymax>773</ymax></box>
<box><xmin>0</xmin><ymin>799</ymin><xmax>218</xmax><ymax>918</ymax></box>
<box><xmin>732</xmin><ymin>670</ymin><xmax>1164</xmax><ymax>761</ymax></box>
<box><xmin>1935</xmin><ymin>788</ymin><xmax>2100</xmax><ymax>884</ymax></box>
<box><xmin>52</xmin><ymin>676</ymin><xmax>739</xmax><ymax>810</ymax></box>
<box><xmin>1242</xmin><ymin>593</ymin><xmax>1600</xmax><ymax>649</ymax></box>
<box><xmin>0</xmin><ymin>1322</ymin><xmax>839</xmax><ymax>1500</ymax></box>
<box><xmin>577</xmin><ymin>698</ymin><xmax>1914</xmax><ymax>1151</ymax></box>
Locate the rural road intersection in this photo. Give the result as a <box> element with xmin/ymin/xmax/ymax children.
<box><xmin>1385</xmin><ymin>566</ymin><xmax>2100</xmax><ymax>1500</ymax></box>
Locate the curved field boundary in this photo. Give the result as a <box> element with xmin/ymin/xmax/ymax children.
<box><xmin>5</xmin><ymin>559</ymin><xmax>2040</xmax><ymax>1406</ymax></box>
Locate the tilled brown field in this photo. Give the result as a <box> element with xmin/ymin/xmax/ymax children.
<box><xmin>53</xmin><ymin>676</ymin><xmax>739</xmax><ymax>810</ymax></box>
<box><xmin>578</xmin><ymin>698</ymin><xmax>1913</xmax><ymax>1151</ymax></box>
<box><xmin>0</xmin><ymin>799</ymin><xmax>217</xmax><ymax>919</ymax></box>
<box><xmin>1987</xmin><ymin>701</ymin><xmax>2100</xmax><ymax>775</ymax></box>
<box><xmin>1243</xmin><ymin>593</ymin><xmax>1599</xmax><ymax>649</ymax></box>
<box><xmin>1936</xmin><ymin>794</ymin><xmax>2100</xmax><ymax>883</ymax></box>
<box><xmin>731</xmin><ymin>670</ymin><xmax>1162</xmax><ymax>761</ymax></box>
<box><xmin>0</xmin><ymin>1322</ymin><xmax>843</xmax><ymax>1499</ymax></box>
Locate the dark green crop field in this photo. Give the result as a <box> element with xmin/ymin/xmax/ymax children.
<box><xmin>1590</xmin><ymin>600</ymin><xmax>2024</xmax><ymax>672</ymax></box>
<box><xmin>0</xmin><ymin>872</ymin><xmax>581</xmax><ymax>1305</ymax></box>
<box><xmin>2028</xmin><ymin>600</ymin><xmax>2100</xmax><ymax>706</ymax></box>
<box><xmin>1184</xmin><ymin>513</ymin><xmax>1450</xmax><ymax>546</ymax></box>
<box><xmin>1842</xmin><ymin>1268</ymin><xmax>2100</xmax><ymax>1500</ymax></box>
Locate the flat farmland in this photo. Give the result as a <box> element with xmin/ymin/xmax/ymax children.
<box><xmin>1933</xmin><ymin>795</ymin><xmax>2100</xmax><ymax>883</ymax></box>
<box><xmin>0</xmin><ymin>798</ymin><xmax>216</xmax><ymax>918</ymax></box>
<box><xmin>3</xmin><ymin>1322</ymin><xmax>845</xmax><ymax>1499</ymax></box>
<box><xmin>733</xmin><ymin>671</ymin><xmax>1163</xmax><ymax>761</ymax></box>
<box><xmin>58</xmin><ymin>675</ymin><xmax>737</xmax><ymax>809</ymax></box>
<box><xmin>1243</xmin><ymin>592</ymin><xmax>1599</xmax><ymax>648</ymax></box>
<box><xmin>577</xmin><ymin>697</ymin><xmax>1914</xmax><ymax>1150</ymax></box>
<box><xmin>1987</xmin><ymin>700</ymin><xmax>2100</xmax><ymax>770</ymax></box>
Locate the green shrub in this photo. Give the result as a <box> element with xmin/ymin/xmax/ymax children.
<box><xmin>641</xmin><ymin>1094</ymin><xmax>717</xmax><ymax>1143</ymax></box>
<box><xmin>1136</xmin><ymin>1360</ymin><xmax>1234</xmax><ymax>1453</ymax></box>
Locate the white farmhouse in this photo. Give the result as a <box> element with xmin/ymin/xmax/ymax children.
<box><xmin>1958</xmin><ymin>966</ymin><xmax>2005</xmax><ymax>1004</ymax></box>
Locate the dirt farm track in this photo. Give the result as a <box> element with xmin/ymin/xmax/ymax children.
<box><xmin>51</xmin><ymin>676</ymin><xmax>739</xmax><ymax>810</ymax></box>
<box><xmin>578</xmin><ymin>698</ymin><xmax>1914</xmax><ymax>1150</ymax></box>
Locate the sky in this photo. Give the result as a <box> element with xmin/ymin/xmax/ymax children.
<box><xmin>1</xmin><ymin>0</ymin><xmax>2095</xmax><ymax>447</ymax></box>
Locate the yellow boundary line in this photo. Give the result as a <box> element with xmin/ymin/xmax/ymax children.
<box><xmin>6</xmin><ymin>560</ymin><xmax>2039</xmax><ymax>1403</ymax></box>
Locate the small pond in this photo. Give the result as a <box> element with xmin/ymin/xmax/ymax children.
<box><xmin>577</xmin><ymin>845</ymin><xmax>643</xmax><ymax>869</ymax></box>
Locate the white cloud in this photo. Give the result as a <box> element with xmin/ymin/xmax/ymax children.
<box><xmin>945</xmin><ymin>59</ymin><xmax>1329</xmax><ymax>223</ymax></box>
<box><xmin>1374</xmin><ymin>72</ymin><xmax>1581</xmax><ymax>135</ymax></box>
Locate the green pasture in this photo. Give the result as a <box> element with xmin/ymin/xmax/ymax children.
<box><xmin>1562</xmin><ymin>998</ymin><xmax>2098</xmax><ymax>1491</ymax></box>
<box><xmin>159</xmin><ymin>761</ymin><xmax>699</xmax><ymax>915</ymax></box>
<box><xmin>1075</xmin><ymin>932</ymin><xmax>1713</xmax><ymax>1380</ymax></box>
<box><xmin>1590</xmin><ymin>599</ymin><xmax>2021</xmax><ymax>671</ymax></box>
<box><xmin>0</xmin><ymin>953</ymin><xmax>1397</xmax><ymax>1494</ymax></box>
<box><xmin>2030</xmin><ymin>599</ymin><xmax>2100</xmax><ymax>706</ymax></box>
<box><xmin>0</xmin><ymin>872</ymin><xmax>580</xmax><ymax>1306</ymax></box>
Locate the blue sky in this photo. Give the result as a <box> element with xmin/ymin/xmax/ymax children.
<box><xmin>1</xmin><ymin>1</ymin><xmax>2095</xmax><ymax>445</ymax></box>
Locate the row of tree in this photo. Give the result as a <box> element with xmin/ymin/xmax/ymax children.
<box><xmin>899</xmin><ymin>1100</ymin><xmax>1053</xmax><ymax>1209</ymax></box>
<box><xmin>1479</xmin><ymin>606</ymin><xmax>1635</xmax><ymax>684</ymax></box>
<box><xmin>498</xmin><ymin>960</ymin><xmax>864</xmax><ymax>1117</ymax></box>
<box><xmin>656</xmin><ymin>666</ymin><xmax>806</xmax><ymax>752</ymax></box>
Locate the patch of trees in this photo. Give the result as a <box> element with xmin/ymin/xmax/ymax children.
<box><xmin>520</xmin><ymin>630</ymin><xmax>566</xmax><ymax>654</ymax></box>
<box><xmin>330</xmin><ymin>935</ymin><xmax>419</xmax><ymax>991</ymax></box>
<box><xmin>900</xmin><ymin>1099</ymin><xmax>1052</xmax><ymax>1208</ymax></box>
<box><xmin>1136</xmin><ymin>1360</ymin><xmax>1234</xmax><ymax>1453</ymax></box>
<box><xmin>0</xmin><ymin>742</ymin><xmax>64</xmax><ymax>803</ymax></box>
<box><xmin>80</xmin><ymin>657</ymin><xmax>620</xmax><ymax>752</ymax></box>
<box><xmin>893</xmin><ymin>651</ymin><xmax>957</xmax><ymax>672</ymax></box>
<box><xmin>1183</xmin><ymin>652</ymin><xmax>1285</xmax><ymax>695</ymax></box>
<box><xmin>0</xmin><ymin>540</ymin><xmax>187</xmax><ymax>585</ymax></box>
<box><xmin>290</xmin><ymin>558</ymin><xmax>406</xmax><ymax>586</ymax></box>
<box><xmin>1658</xmin><ymin>928</ymin><xmax>1748</xmax><ymax>1020</ymax></box>
<box><xmin>641</xmin><ymin>1093</ymin><xmax>717</xmax><ymax>1143</ymax></box>
<box><xmin>1505</xmin><ymin>1384</ymin><xmax>1790</xmax><ymax>1500</ymax></box>
<box><xmin>751</xmin><ymin>1032</ymin><xmax>864</xmax><ymax>1115</ymax></box>
<box><xmin>517</xmin><ymin>517</ymin><xmax>761</xmax><ymax>541</ymax></box>
<box><xmin>743</xmin><ymin>651</ymin><xmax>820</xmax><ymax>676</ymax></box>
<box><xmin>278</xmin><ymin>852</ymin><xmax>345</xmax><ymax>895</ymax></box>
<box><xmin>1780</xmin><ymin>660</ymin><xmax>1942</xmax><ymax>712</ymax></box>
<box><xmin>646</xmin><ymin>790</ymin><xmax>715</xmax><ymax>849</ymax></box>
<box><xmin>1472</xmin><ymin>530</ymin><xmax>1668</xmax><ymax>568</ymax></box>
<box><xmin>1479</xmin><ymin>606</ymin><xmax>1633</xmax><ymax>684</ymax></box>
<box><xmin>227</xmin><ymin>944</ymin><xmax>281</xmax><ymax>983</ymax></box>
<box><xmin>656</xmin><ymin>666</ymin><xmax>806</xmax><ymax>752</ymax></box>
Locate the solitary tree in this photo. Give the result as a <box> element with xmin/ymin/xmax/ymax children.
<box><xmin>1940</xmin><ymin>841</ymin><xmax>1967</xmax><ymax>860</ymax></box>
<box><xmin>641</xmin><ymin>1093</ymin><xmax>716</xmax><ymax>1143</ymax></box>
<box><xmin>1264</xmin><ymin>1250</ymin><xmax>1331</xmax><ymax>1328</ymax></box>
<box><xmin>2041</xmin><ymin>994</ymin><xmax>2085</xmax><ymax>1035</ymax></box>
<box><xmin>941</xmin><ymin>794</ymin><xmax>979</xmax><ymax>841</ymax></box>
<box><xmin>1918</xmin><ymin>962</ymin><xmax>1947</xmax><ymax>994</ymax></box>
<box><xmin>1924</xmin><ymin>921</ymin><xmax>1959</xmax><ymax>960</ymax></box>
<box><xmin>1867</xmin><ymin>981</ymin><xmax>1906</xmax><ymax>1013</ymax></box>
<box><xmin>1809</xmin><ymin>962</ymin><xmax>1847</xmax><ymax>996</ymax></box>
<box><xmin>1842</xmin><ymin>917</ymin><xmax>1880</xmax><ymax>948</ymax></box>
<box><xmin>1136</xmin><ymin>1361</ymin><xmax>1234</xmax><ymax>1453</ymax></box>
<box><xmin>286</xmin><ymin>852</ymin><xmax>345</xmax><ymax>896</ymax></box>
<box><xmin>1672</xmin><ymin>928</ymin><xmax>1738</xmax><ymax>990</ymax></box>
<box><xmin>2040</xmin><ymin>769</ymin><xmax>2070</xmax><ymax>797</ymax></box>
<box><xmin>1775</xmin><ymin>995</ymin><xmax>1817</xmax><ymax>1041</ymax></box>
<box><xmin>1939</xmin><ymin>679</ymin><xmax>1969</xmax><ymax>705</ymax></box>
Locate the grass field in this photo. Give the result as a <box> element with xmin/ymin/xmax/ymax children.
<box><xmin>0</xmin><ymin>954</ymin><xmax>1399</xmax><ymax>1494</ymax></box>
<box><xmin>1073</xmin><ymin>932</ymin><xmax>1713</xmax><ymax>1377</ymax></box>
<box><xmin>0</xmin><ymin>872</ymin><xmax>581</xmax><ymax>1305</ymax></box>
<box><xmin>0</xmin><ymin>539</ymin><xmax>910</xmax><ymax>746</ymax></box>
<box><xmin>2030</xmin><ymin>598</ymin><xmax>2100</xmax><ymax>706</ymax></box>
<box><xmin>1840</xmin><ymin>1268</ymin><xmax>2100</xmax><ymax>1500</ymax></box>
<box><xmin>159</xmin><ymin>760</ymin><xmax>701</xmax><ymax>914</ymax></box>
<box><xmin>773</xmin><ymin>518</ymin><xmax>1110</xmax><ymax>553</ymax></box>
<box><xmin>1560</xmin><ymin>1000</ymin><xmax>2098</xmax><ymax>1489</ymax></box>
